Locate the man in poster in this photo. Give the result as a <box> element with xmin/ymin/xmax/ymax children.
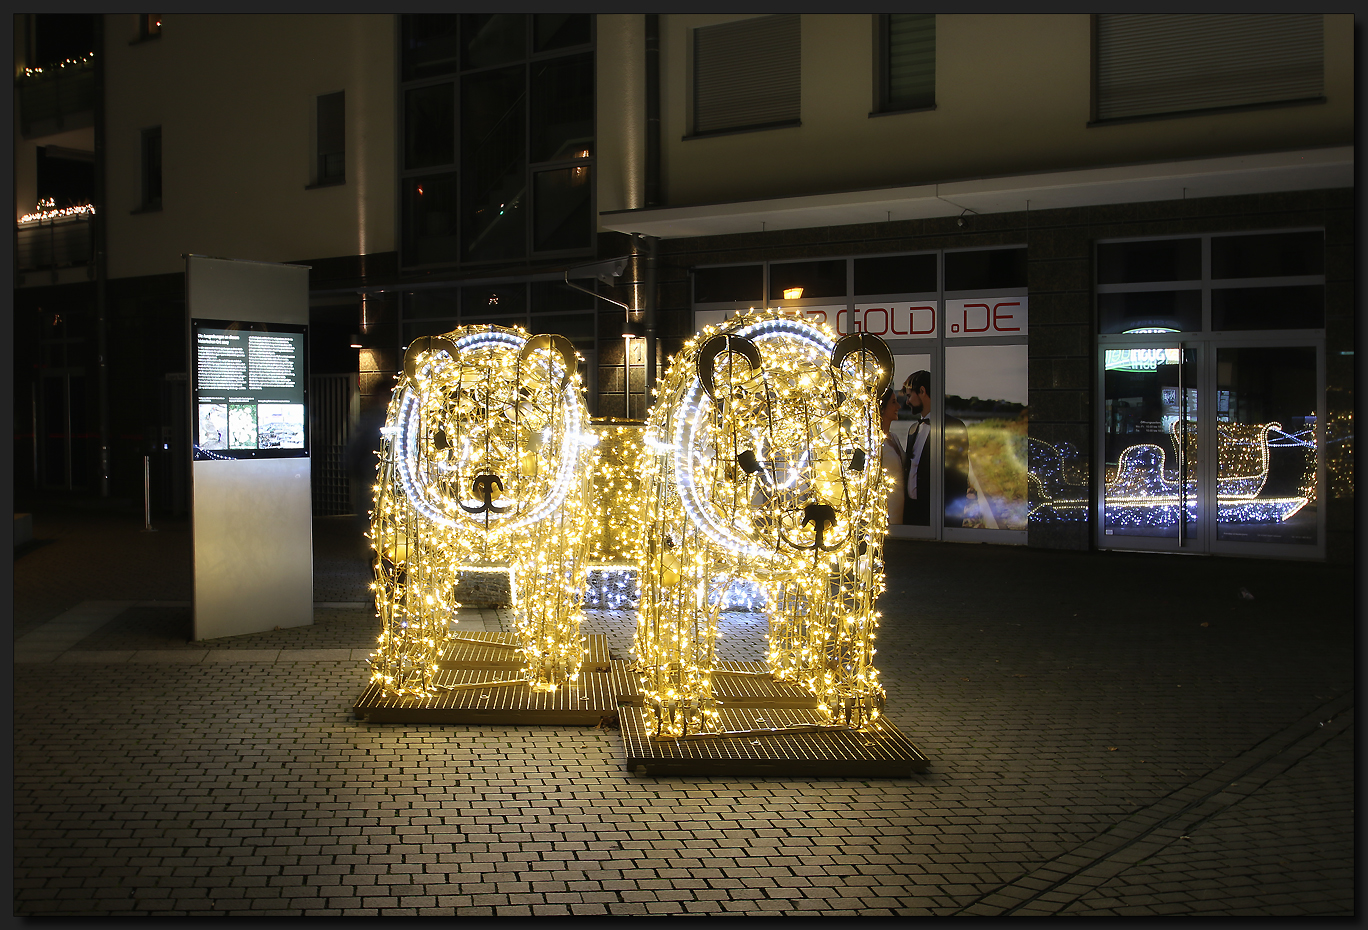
<box><xmin>879</xmin><ymin>388</ymin><xmax>906</xmax><ymax>525</ymax></box>
<box><xmin>902</xmin><ymin>370</ymin><xmax>970</xmax><ymax>527</ymax></box>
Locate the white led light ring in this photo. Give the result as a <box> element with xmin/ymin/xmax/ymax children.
<box><xmin>394</xmin><ymin>333</ymin><xmax>584</xmax><ymax>534</ymax></box>
<box><xmin>673</xmin><ymin>318</ymin><xmax>875</xmax><ymax>563</ymax></box>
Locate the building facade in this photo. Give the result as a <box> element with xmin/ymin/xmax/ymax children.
<box><xmin>12</xmin><ymin>13</ymin><xmax>1354</xmax><ymax>560</ymax></box>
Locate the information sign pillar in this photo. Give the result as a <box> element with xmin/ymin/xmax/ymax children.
<box><xmin>186</xmin><ymin>255</ymin><xmax>313</xmax><ymax>641</ymax></box>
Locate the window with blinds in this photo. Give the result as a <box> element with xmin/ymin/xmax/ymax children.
<box><xmin>879</xmin><ymin>13</ymin><xmax>935</xmax><ymax>113</ymax></box>
<box><xmin>692</xmin><ymin>15</ymin><xmax>800</xmax><ymax>136</ymax></box>
<box><xmin>1094</xmin><ymin>14</ymin><xmax>1324</xmax><ymax>122</ymax></box>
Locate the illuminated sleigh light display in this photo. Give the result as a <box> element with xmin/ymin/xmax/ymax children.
<box><xmin>369</xmin><ymin>326</ymin><xmax>595</xmax><ymax>697</ymax></box>
<box><xmin>1105</xmin><ymin>420</ymin><xmax>1315</xmax><ymax>527</ymax></box>
<box><xmin>635</xmin><ymin>309</ymin><xmax>893</xmax><ymax>739</ymax></box>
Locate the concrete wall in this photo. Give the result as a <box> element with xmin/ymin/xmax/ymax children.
<box><xmin>657</xmin><ymin>14</ymin><xmax>1354</xmax><ymax>207</ymax></box>
<box><xmin>103</xmin><ymin>13</ymin><xmax>396</xmax><ymax>280</ymax></box>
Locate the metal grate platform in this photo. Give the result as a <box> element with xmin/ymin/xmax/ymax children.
<box><xmin>436</xmin><ymin>631</ymin><xmax>524</xmax><ymax>669</ymax></box>
<box><xmin>619</xmin><ymin>704</ymin><xmax>929</xmax><ymax>777</ymax></box>
<box><xmin>712</xmin><ymin>661</ymin><xmax>820</xmax><ymax>707</ymax></box>
<box><xmin>617</xmin><ymin>661</ymin><xmax>819</xmax><ymax>708</ymax></box>
<box><xmin>354</xmin><ymin>634</ymin><xmax>631</xmax><ymax>724</ymax></box>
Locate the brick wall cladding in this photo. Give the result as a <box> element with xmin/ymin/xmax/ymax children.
<box><xmin>652</xmin><ymin>188</ymin><xmax>1355</xmax><ymax>557</ymax></box>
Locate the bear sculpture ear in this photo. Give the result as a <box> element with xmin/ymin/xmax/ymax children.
<box><xmin>696</xmin><ymin>333</ymin><xmax>762</xmax><ymax>404</ymax></box>
<box><xmin>831</xmin><ymin>332</ymin><xmax>893</xmax><ymax>396</ymax></box>
<box><xmin>403</xmin><ymin>335</ymin><xmax>460</xmax><ymax>382</ymax></box>
<box><xmin>519</xmin><ymin>333</ymin><xmax>578</xmax><ymax>391</ymax></box>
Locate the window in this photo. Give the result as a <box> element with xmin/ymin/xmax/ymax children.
<box><xmin>876</xmin><ymin>14</ymin><xmax>934</xmax><ymax>113</ymax></box>
<box><xmin>693</xmin><ymin>265</ymin><xmax>763</xmax><ymax>304</ymax></box>
<box><xmin>398</xmin><ymin>14</ymin><xmax>595</xmax><ymax>267</ymax></box>
<box><xmin>316</xmin><ymin>91</ymin><xmax>345</xmax><ymax>185</ymax></box>
<box><xmin>855</xmin><ymin>253</ymin><xmax>937</xmax><ymax>296</ymax></box>
<box><xmin>692</xmin><ymin>15</ymin><xmax>799</xmax><ymax>136</ymax></box>
<box><xmin>768</xmin><ymin>260</ymin><xmax>846</xmax><ymax>301</ymax></box>
<box><xmin>944</xmin><ymin>247</ymin><xmax>1027</xmax><ymax>291</ymax></box>
<box><xmin>1095</xmin><ymin>232</ymin><xmax>1325</xmax><ymax>333</ymax></box>
<box><xmin>139</xmin><ymin>14</ymin><xmax>161</xmax><ymax>40</ymax></box>
<box><xmin>1093</xmin><ymin>14</ymin><xmax>1323</xmax><ymax>123</ymax></box>
<box><xmin>139</xmin><ymin>126</ymin><xmax>162</xmax><ymax>210</ymax></box>
<box><xmin>1095</xmin><ymin>232</ymin><xmax>1327</xmax><ymax>556</ymax></box>
<box><xmin>461</xmin><ymin>66</ymin><xmax>525</xmax><ymax>261</ymax></box>
<box><xmin>37</xmin><ymin>146</ymin><xmax>94</xmax><ymax>208</ymax></box>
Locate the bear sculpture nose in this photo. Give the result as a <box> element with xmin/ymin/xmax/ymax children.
<box><xmin>802</xmin><ymin>502</ymin><xmax>839</xmax><ymax>553</ymax></box>
<box><xmin>460</xmin><ymin>473</ymin><xmax>510</xmax><ymax>514</ymax></box>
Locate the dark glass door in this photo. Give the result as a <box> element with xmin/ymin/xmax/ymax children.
<box><xmin>1101</xmin><ymin>344</ymin><xmax>1201</xmax><ymax>549</ymax></box>
<box><xmin>1210</xmin><ymin>345</ymin><xmax>1319</xmax><ymax>549</ymax></box>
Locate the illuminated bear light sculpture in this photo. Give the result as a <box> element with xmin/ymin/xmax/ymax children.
<box><xmin>635</xmin><ymin>309</ymin><xmax>894</xmax><ymax>738</ymax></box>
<box><xmin>369</xmin><ymin>326</ymin><xmax>594</xmax><ymax>697</ymax></box>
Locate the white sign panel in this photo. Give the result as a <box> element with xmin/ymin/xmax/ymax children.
<box><xmin>944</xmin><ymin>297</ymin><xmax>1028</xmax><ymax>337</ymax></box>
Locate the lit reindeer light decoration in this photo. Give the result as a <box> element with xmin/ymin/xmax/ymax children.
<box><xmin>635</xmin><ymin>308</ymin><xmax>894</xmax><ymax>739</ymax></box>
<box><xmin>369</xmin><ymin>326</ymin><xmax>595</xmax><ymax>697</ymax></box>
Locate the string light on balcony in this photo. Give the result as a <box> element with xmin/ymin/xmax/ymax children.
<box><xmin>19</xmin><ymin>198</ymin><xmax>95</xmax><ymax>225</ymax></box>
<box><xmin>20</xmin><ymin>52</ymin><xmax>95</xmax><ymax>78</ymax></box>
<box><xmin>633</xmin><ymin>307</ymin><xmax>893</xmax><ymax>739</ymax></box>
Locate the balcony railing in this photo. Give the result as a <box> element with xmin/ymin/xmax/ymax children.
<box><xmin>16</xmin><ymin>212</ymin><xmax>94</xmax><ymax>272</ymax></box>
<box><xmin>17</xmin><ymin>56</ymin><xmax>96</xmax><ymax>136</ymax></box>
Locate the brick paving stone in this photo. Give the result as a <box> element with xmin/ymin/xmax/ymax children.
<box><xmin>11</xmin><ymin>517</ymin><xmax>1354</xmax><ymax>918</ymax></box>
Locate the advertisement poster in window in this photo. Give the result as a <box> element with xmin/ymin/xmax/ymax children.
<box><xmin>885</xmin><ymin>353</ymin><xmax>930</xmax><ymax>535</ymax></box>
<box><xmin>944</xmin><ymin>344</ymin><xmax>1028</xmax><ymax>530</ymax></box>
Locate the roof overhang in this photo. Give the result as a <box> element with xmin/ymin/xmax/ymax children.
<box><xmin>599</xmin><ymin>145</ymin><xmax>1353</xmax><ymax>239</ymax></box>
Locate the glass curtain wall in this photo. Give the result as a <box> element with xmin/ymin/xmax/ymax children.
<box><xmin>399</xmin><ymin>14</ymin><xmax>595</xmax><ymax>269</ymax></box>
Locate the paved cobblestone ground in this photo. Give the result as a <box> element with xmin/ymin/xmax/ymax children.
<box><xmin>10</xmin><ymin>503</ymin><xmax>1355</xmax><ymax>916</ymax></box>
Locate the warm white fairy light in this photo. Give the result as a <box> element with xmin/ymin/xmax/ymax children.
<box><xmin>369</xmin><ymin>324</ymin><xmax>594</xmax><ymax>696</ymax></box>
<box><xmin>633</xmin><ymin>307</ymin><xmax>893</xmax><ymax>739</ymax></box>
<box><xmin>19</xmin><ymin>198</ymin><xmax>95</xmax><ymax>225</ymax></box>
<box><xmin>19</xmin><ymin>53</ymin><xmax>94</xmax><ymax>79</ymax></box>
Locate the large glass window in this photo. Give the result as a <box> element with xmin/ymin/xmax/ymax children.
<box><xmin>404</xmin><ymin>84</ymin><xmax>455</xmax><ymax>171</ymax></box>
<box><xmin>944</xmin><ymin>344</ymin><xmax>1029</xmax><ymax>530</ymax></box>
<box><xmin>769</xmin><ymin>260</ymin><xmax>846</xmax><ymax>301</ymax></box>
<box><xmin>855</xmin><ymin>253</ymin><xmax>936</xmax><ymax>296</ymax></box>
<box><xmin>402</xmin><ymin>173</ymin><xmax>458</xmax><ymax>267</ymax></box>
<box><xmin>461</xmin><ymin>65</ymin><xmax>526</xmax><ymax>262</ymax></box>
<box><xmin>1095</xmin><ymin>231</ymin><xmax>1326</xmax><ymax>557</ymax></box>
<box><xmin>530</xmin><ymin>53</ymin><xmax>593</xmax><ymax>162</ymax></box>
<box><xmin>398</xmin><ymin>14</ymin><xmax>595</xmax><ymax>268</ymax></box>
<box><xmin>462</xmin><ymin>14</ymin><xmax>526</xmax><ymax>70</ymax></box>
<box><xmin>693</xmin><ymin>265</ymin><xmax>763</xmax><ymax>305</ymax></box>
<box><xmin>1214</xmin><ymin>346</ymin><xmax>1318</xmax><ymax>545</ymax></box>
<box><xmin>402</xmin><ymin>15</ymin><xmax>460</xmax><ymax>81</ymax></box>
